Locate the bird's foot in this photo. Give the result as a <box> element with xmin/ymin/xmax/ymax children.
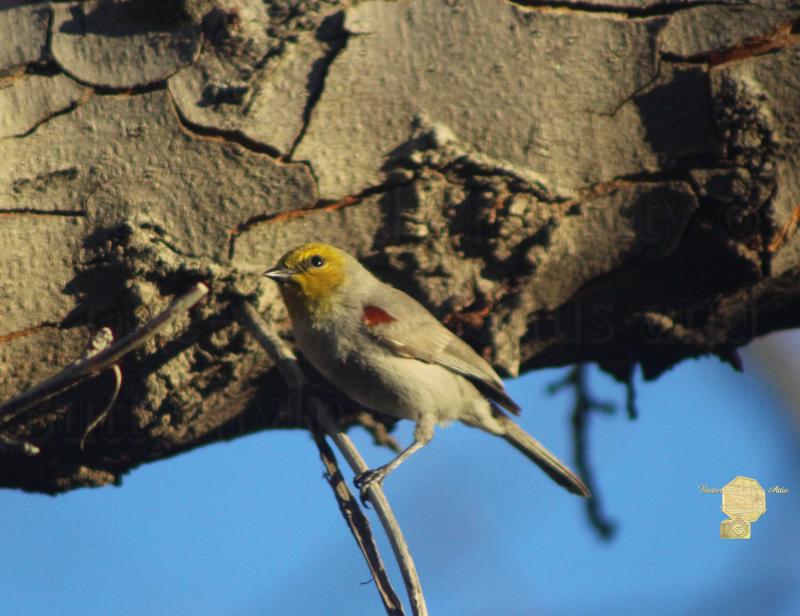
<box><xmin>354</xmin><ymin>467</ymin><xmax>386</xmax><ymax>507</ymax></box>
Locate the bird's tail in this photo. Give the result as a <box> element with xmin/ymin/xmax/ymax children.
<box><xmin>495</xmin><ymin>414</ymin><xmax>591</xmax><ymax>498</ymax></box>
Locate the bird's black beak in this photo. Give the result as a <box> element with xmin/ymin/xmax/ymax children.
<box><xmin>263</xmin><ymin>266</ymin><xmax>294</xmax><ymax>282</ymax></box>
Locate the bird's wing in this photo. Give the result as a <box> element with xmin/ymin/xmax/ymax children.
<box><xmin>362</xmin><ymin>286</ymin><xmax>520</xmax><ymax>415</ymax></box>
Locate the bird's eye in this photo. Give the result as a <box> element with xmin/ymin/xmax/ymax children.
<box><xmin>309</xmin><ymin>255</ymin><xmax>325</xmax><ymax>268</ymax></box>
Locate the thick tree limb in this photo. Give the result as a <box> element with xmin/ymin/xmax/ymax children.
<box><xmin>1</xmin><ymin>0</ymin><xmax>799</xmax><ymax>521</ymax></box>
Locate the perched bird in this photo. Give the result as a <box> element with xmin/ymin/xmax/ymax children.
<box><xmin>264</xmin><ymin>243</ymin><xmax>590</xmax><ymax>499</ymax></box>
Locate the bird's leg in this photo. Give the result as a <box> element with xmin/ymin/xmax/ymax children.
<box><xmin>355</xmin><ymin>417</ymin><xmax>434</xmax><ymax>504</ymax></box>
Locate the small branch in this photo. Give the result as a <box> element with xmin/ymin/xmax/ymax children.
<box><xmin>311</xmin><ymin>425</ymin><xmax>404</xmax><ymax>616</ymax></box>
<box><xmin>79</xmin><ymin>364</ymin><xmax>122</xmax><ymax>450</ymax></box>
<box><xmin>316</xmin><ymin>410</ymin><xmax>428</xmax><ymax>616</ymax></box>
<box><xmin>549</xmin><ymin>364</ymin><xmax>617</xmax><ymax>539</ymax></box>
<box><xmin>234</xmin><ymin>300</ymin><xmax>428</xmax><ymax>616</ymax></box>
<box><xmin>232</xmin><ymin>302</ymin><xmax>305</xmax><ymax>391</ymax></box>
<box><xmin>0</xmin><ymin>283</ymin><xmax>209</xmax><ymax>424</ymax></box>
<box><xmin>624</xmin><ymin>374</ymin><xmax>638</xmax><ymax>420</ymax></box>
<box><xmin>64</xmin><ymin>327</ymin><xmax>122</xmax><ymax>450</ymax></box>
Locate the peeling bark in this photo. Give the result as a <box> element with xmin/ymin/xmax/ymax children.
<box><xmin>0</xmin><ymin>0</ymin><xmax>799</xmax><ymax>493</ymax></box>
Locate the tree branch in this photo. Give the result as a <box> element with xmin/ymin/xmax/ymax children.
<box><xmin>311</xmin><ymin>427</ymin><xmax>404</xmax><ymax>616</ymax></box>
<box><xmin>0</xmin><ymin>283</ymin><xmax>209</xmax><ymax>425</ymax></box>
<box><xmin>550</xmin><ymin>364</ymin><xmax>617</xmax><ymax>539</ymax></box>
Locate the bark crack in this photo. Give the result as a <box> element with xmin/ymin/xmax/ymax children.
<box><xmin>7</xmin><ymin>89</ymin><xmax>92</xmax><ymax>140</ymax></box>
<box><xmin>602</xmin><ymin>59</ymin><xmax>665</xmax><ymax>118</ymax></box>
<box><xmin>286</xmin><ymin>12</ymin><xmax>350</xmax><ymax>160</ymax></box>
<box><xmin>0</xmin><ymin>7</ymin><xmax>92</xmax><ymax>139</ymax></box>
<box><xmin>661</xmin><ymin>19</ymin><xmax>800</xmax><ymax>66</ymax></box>
<box><xmin>508</xmin><ymin>0</ymin><xmax>751</xmax><ymax>19</ymax></box>
<box><xmin>0</xmin><ymin>322</ymin><xmax>59</xmax><ymax>346</ymax></box>
<box><xmin>168</xmin><ymin>89</ymin><xmax>282</xmax><ymax>158</ymax></box>
<box><xmin>227</xmin><ymin>178</ymin><xmax>412</xmax><ymax>260</ymax></box>
<box><xmin>0</xmin><ymin>209</ymin><xmax>86</xmax><ymax>216</ymax></box>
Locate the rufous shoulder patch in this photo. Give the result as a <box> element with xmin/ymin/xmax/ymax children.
<box><xmin>363</xmin><ymin>305</ymin><xmax>397</xmax><ymax>327</ymax></box>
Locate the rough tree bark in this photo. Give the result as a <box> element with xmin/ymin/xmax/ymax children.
<box><xmin>1</xmin><ymin>0</ymin><xmax>799</xmax><ymax>494</ymax></box>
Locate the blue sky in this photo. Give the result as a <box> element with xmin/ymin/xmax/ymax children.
<box><xmin>1</xmin><ymin>331</ymin><xmax>799</xmax><ymax>616</ymax></box>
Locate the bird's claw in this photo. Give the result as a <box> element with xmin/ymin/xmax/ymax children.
<box><xmin>354</xmin><ymin>468</ymin><xmax>385</xmax><ymax>507</ymax></box>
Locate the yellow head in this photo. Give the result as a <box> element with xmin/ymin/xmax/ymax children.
<box><xmin>263</xmin><ymin>243</ymin><xmax>349</xmax><ymax>314</ymax></box>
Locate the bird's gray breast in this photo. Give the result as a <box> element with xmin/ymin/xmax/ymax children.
<box><xmin>292</xmin><ymin>308</ymin><xmax>411</xmax><ymax>417</ymax></box>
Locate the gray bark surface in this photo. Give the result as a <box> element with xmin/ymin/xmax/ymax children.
<box><xmin>1</xmin><ymin>0</ymin><xmax>799</xmax><ymax>492</ymax></box>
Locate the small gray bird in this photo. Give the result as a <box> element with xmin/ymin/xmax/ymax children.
<box><xmin>264</xmin><ymin>243</ymin><xmax>590</xmax><ymax>499</ymax></box>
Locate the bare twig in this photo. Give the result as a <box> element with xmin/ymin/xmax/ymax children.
<box><xmin>624</xmin><ymin>373</ymin><xmax>638</xmax><ymax>420</ymax></box>
<box><xmin>79</xmin><ymin>364</ymin><xmax>122</xmax><ymax>450</ymax></box>
<box><xmin>316</xmin><ymin>410</ymin><xmax>428</xmax><ymax>616</ymax></box>
<box><xmin>234</xmin><ymin>303</ymin><xmax>305</xmax><ymax>391</ymax></box>
<box><xmin>311</xmin><ymin>425</ymin><xmax>404</xmax><ymax>615</ymax></box>
<box><xmin>67</xmin><ymin>327</ymin><xmax>123</xmax><ymax>450</ymax></box>
<box><xmin>549</xmin><ymin>364</ymin><xmax>617</xmax><ymax>539</ymax></box>
<box><xmin>234</xmin><ymin>300</ymin><xmax>428</xmax><ymax>616</ymax></box>
<box><xmin>0</xmin><ymin>283</ymin><xmax>209</xmax><ymax>424</ymax></box>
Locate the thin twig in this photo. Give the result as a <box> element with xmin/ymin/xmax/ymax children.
<box><xmin>316</xmin><ymin>410</ymin><xmax>428</xmax><ymax>616</ymax></box>
<box><xmin>549</xmin><ymin>364</ymin><xmax>617</xmax><ymax>539</ymax></box>
<box><xmin>79</xmin><ymin>364</ymin><xmax>122</xmax><ymax>450</ymax></box>
<box><xmin>234</xmin><ymin>300</ymin><xmax>428</xmax><ymax>616</ymax></box>
<box><xmin>311</xmin><ymin>425</ymin><xmax>404</xmax><ymax>615</ymax></box>
<box><xmin>233</xmin><ymin>302</ymin><xmax>305</xmax><ymax>389</ymax></box>
<box><xmin>63</xmin><ymin>327</ymin><xmax>123</xmax><ymax>450</ymax></box>
<box><xmin>624</xmin><ymin>374</ymin><xmax>638</xmax><ymax>420</ymax></box>
<box><xmin>0</xmin><ymin>283</ymin><xmax>209</xmax><ymax>424</ymax></box>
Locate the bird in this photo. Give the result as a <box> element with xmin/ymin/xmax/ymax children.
<box><xmin>263</xmin><ymin>243</ymin><xmax>590</xmax><ymax>500</ymax></box>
